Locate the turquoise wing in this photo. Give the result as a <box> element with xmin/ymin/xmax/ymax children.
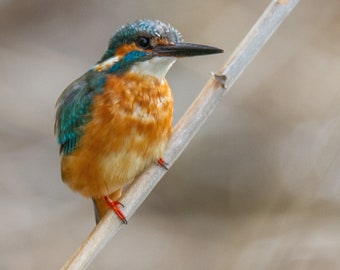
<box><xmin>55</xmin><ymin>71</ymin><xmax>106</xmax><ymax>155</ymax></box>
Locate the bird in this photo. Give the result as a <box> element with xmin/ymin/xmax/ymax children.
<box><xmin>55</xmin><ymin>19</ymin><xmax>223</xmax><ymax>224</ymax></box>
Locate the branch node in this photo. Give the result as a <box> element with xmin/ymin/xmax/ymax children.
<box><xmin>211</xmin><ymin>72</ymin><xmax>227</xmax><ymax>89</ymax></box>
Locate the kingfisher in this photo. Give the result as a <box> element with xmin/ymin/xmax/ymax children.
<box><xmin>55</xmin><ymin>19</ymin><xmax>223</xmax><ymax>224</ymax></box>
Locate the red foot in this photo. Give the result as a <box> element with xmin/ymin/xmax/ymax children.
<box><xmin>104</xmin><ymin>196</ymin><xmax>127</xmax><ymax>224</ymax></box>
<box><xmin>157</xmin><ymin>157</ymin><xmax>168</xmax><ymax>170</ymax></box>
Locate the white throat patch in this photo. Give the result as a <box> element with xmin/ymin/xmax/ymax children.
<box><xmin>130</xmin><ymin>56</ymin><xmax>176</xmax><ymax>81</ymax></box>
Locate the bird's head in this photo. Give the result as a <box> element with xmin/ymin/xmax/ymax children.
<box><xmin>94</xmin><ymin>19</ymin><xmax>223</xmax><ymax>80</ymax></box>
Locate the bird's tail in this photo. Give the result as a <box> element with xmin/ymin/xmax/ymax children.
<box><xmin>92</xmin><ymin>188</ymin><xmax>122</xmax><ymax>224</ymax></box>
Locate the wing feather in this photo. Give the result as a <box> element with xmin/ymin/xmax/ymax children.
<box><xmin>55</xmin><ymin>71</ymin><xmax>106</xmax><ymax>155</ymax></box>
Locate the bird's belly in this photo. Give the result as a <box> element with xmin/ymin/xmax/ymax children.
<box><xmin>61</xmin><ymin>123</ymin><xmax>170</xmax><ymax>198</ymax></box>
<box><xmin>99</xmin><ymin>130</ymin><xmax>168</xmax><ymax>193</ymax></box>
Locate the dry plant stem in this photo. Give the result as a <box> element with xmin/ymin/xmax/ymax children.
<box><xmin>61</xmin><ymin>0</ymin><xmax>300</xmax><ymax>269</ymax></box>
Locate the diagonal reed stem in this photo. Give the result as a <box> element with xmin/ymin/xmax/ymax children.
<box><xmin>61</xmin><ymin>1</ymin><xmax>300</xmax><ymax>269</ymax></box>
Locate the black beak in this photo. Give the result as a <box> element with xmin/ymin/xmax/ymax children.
<box><xmin>154</xmin><ymin>43</ymin><xmax>223</xmax><ymax>57</ymax></box>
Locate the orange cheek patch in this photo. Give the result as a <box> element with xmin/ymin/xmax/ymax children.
<box><xmin>115</xmin><ymin>43</ymin><xmax>142</xmax><ymax>57</ymax></box>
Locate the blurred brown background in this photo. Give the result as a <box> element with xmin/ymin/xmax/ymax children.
<box><xmin>1</xmin><ymin>0</ymin><xmax>340</xmax><ymax>269</ymax></box>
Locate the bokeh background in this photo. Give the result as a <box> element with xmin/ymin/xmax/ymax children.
<box><xmin>1</xmin><ymin>0</ymin><xmax>340</xmax><ymax>269</ymax></box>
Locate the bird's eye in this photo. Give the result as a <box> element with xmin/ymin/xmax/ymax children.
<box><xmin>137</xmin><ymin>36</ymin><xmax>151</xmax><ymax>49</ymax></box>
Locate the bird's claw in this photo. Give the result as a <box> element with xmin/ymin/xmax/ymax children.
<box><xmin>157</xmin><ymin>157</ymin><xmax>168</xmax><ymax>170</ymax></box>
<box><xmin>104</xmin><ymin>196</ymin><xmax>128</xmax><ymax>224</ymax></box>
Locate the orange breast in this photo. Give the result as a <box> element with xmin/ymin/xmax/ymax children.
<box><xmin>61</xmin><ymin>73</ymin><xmax>173</xmax><ymax>198</ymax></box>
